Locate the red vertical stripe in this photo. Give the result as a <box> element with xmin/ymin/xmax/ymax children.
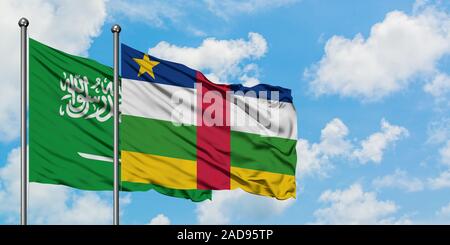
<box><xmin>196</xmin><ymin>72</ymin><xmax>231</xmax><ymax>190</ymax></box>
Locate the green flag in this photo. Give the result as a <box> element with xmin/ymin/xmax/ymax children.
<box><xmin>29</xmin><ymin>38</ymin><xmax>211</xmax><ymax>202</ymax></box>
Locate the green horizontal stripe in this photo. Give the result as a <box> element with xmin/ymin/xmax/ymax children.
<box><xmin>121</xmin><ymin>114</ymin><xmax>196</xmax><ymax>160</ymax></box>
<box><xmin>122</xmin><ymin>114</ymin><xmax>296</xmax><ymax>175</ymax></box>
<box><xmin>121</xmin><ymin>181</ymin><xmax>211</xmax><ymax>202</ymax></box>
<box><xmin>231</xmin><ymin>131</ymin><xmax>297</xmax><ymax>175</ymax></box>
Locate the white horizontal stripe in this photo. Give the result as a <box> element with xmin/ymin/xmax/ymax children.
<box><xmin>122</xmin><ymin>78</ymin><xmax>297</xmax><ymax>139</ymax></box>
<box><xmin>229</xmin><ymin>94</ymin><xmax>297</xmax><ymax>139</ymax></box>
<box><xmin>121</xmin><ymin>78</ymin><xmax>196</xmax><ymax>125</ymax></box>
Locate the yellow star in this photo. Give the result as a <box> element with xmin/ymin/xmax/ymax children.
<box><xmin>133</xmin><ymin>54</ymin><xmax>160</xmax><ymax>79</ymax></box>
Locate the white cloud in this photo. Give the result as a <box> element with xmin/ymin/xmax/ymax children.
<box><xmin>318</xmin><ymin>118</ymin><xmax>352</xmax><ymax>156</ymax></box>
<box><xmin>306</xmin><ymin>5</ymin><xmax>450</xmax><ymax>101</ymax></box>
<box><xmin>297</xmin><ymin>118</ymin><xmax>408</xmax><ymax>177</ymax></box>
<box><xmin>148</xmin><ymin>214</ymin><xmax>171</xmax><ymax>225</ymax></box>
<box><xmin>427</xmin><ymin>117</ymin><xmax>450</xmax><ymax>144</ymax></box>
<box><xmin>352</xmin><ymin>119</ymin><xmax>409</xmax><ymax>164</ymax></box>
<box><xmin>239</xmin><ymin>63</ymin><xmax>262</xmax><ymax>87</ymax></box>
<box><xmin>0</xmin><ymin>0</ymin><xmax>107</xmax><ymax>141</ymax></box>
<box><xmin>196</xmin><ymin>189</ymin><xmax>294</xmax><ymax>224</ymax></box>
<box><xmin>296</xmin><ymin>118</ymin><xmax>350</xmax><ymax>177</ymax></box>
<box><xmin>439</xmin><ymin>140</ymin><xmax>450</xmax><ymax>165</ymax></box>
<box><xmin>30</xmin><ymin>186</ymin><xmax>112</xmax><ymax>225</ymax></box>
<box><xmin>424</xmin><ymin>72</ymin><xmax>450</xmax><ymax>98</ymax></box>
<box><xmin>372</xmin><ymin>169</ymin><xmax>424</xmax><ymax>192</ymax></box>
<box><xmin>204</xmin><ymin>0</ymin><xmax>298</xmax><ymax>19</ymax></box>
<box><xmin>0</xmin><ymin>148</ymin><xmax>22</xmax><ymax>215</ymax></box>
<box><xmin>313</xmin><ymin>183</ymin><xmax>411</xmax><ymax>224</ymax></box>
<box><xmin>149</xmin><ymin>32</ymin><xmax>267</xmax><ymax>85</ymax></box>
<box><xmin>296</xmin><ymin>138</ymin><xmax>329</xmax><ymax>177</ymax></box>
<box><xmin>0</xmin><ymin>147</ymin><xmax>118</xmax><ymax>224</ymax></box>
<box><xmin>424</xmin><ymin>72</ymin><xmax>450</xmax><ymax>108</ymax></box>
<box><xmin>437</xmin><ymin>202</ymin><xmax>450</xmax><ymax>217</ymax></box>
<box><xmin>426</xmin><ymin>119</ymin><xmax>450</xmax><ymax>174</ymax></box>
<box><xmin>428</xmin><ymin>170</ymin><xmax>450</xmax><ymax>189</ymax></box>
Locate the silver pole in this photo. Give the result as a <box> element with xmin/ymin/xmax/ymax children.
<box><xmin>18</xmin><ymin>17</ymin><xmax>29</xmax><ymax>226</ymax></box>
<box><xmin>111</xmin><ymin>24</ymin><xmax>121</xmax><ymax>226</ymax></box>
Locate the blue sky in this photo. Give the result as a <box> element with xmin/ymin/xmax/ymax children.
<box><xmin>1</xmin><ymin>0</ymin><xmax>450</xmax><ymax>224</ymax></box>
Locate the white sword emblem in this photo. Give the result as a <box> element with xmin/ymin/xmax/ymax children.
<box><xmin>77</xmin><ymin>152</ymin><xmax>121</xmax><ymax>162</ymax></box>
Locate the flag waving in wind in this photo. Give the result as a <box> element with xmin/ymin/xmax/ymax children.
<box><xmin>121</xmin><ymin>44</ymin><xmax>298</xmax><ymax>200</ymax></box>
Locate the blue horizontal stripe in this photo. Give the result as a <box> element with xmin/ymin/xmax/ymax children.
<box><xmin>229</xmin><ymin>84</ymin><xmax>293</xmax><ymax>103</ymax></box>
<box><xmin>121</xmin><ymin>44</ymin><xmax>196</xmax><ymax>88</ymax></box>
<box><xmin>121</xmin><ymin>44</ymin><xmax>293</xmax><ymax>102</ymax></box>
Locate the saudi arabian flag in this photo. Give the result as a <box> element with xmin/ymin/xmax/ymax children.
<box><xmin>29</xmin><ymin>38</ymin><xmax>211</xmax><ymax>202</ymax></box>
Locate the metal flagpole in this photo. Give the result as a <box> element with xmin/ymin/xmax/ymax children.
<box><xmin>111</xmin><ymin>24</ymin><xmax>121</xmax><ymax>225</ymax></box>
<box><xmin>19</xmin><ymin>17</ymin><xmax>29</xmax><ymax>226</ymax></box>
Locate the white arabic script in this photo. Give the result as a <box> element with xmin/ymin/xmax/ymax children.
<box><xmin>59</xmin><ymin>72</ymin><xmax>114</xmax><ymax>122</ymax></box>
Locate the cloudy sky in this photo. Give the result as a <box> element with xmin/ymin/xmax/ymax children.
<box><xmin>1</xmin><ymin>0</ymin><xmax>450</xmax><ymax>224</ymax></box>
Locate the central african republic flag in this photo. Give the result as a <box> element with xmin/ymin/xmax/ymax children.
<box><xmin>121</xmin><ymin>44</ymin><xmax>297</xmax><ymax>200</ymax></box>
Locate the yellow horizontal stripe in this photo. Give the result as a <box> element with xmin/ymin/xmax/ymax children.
<box><xmin>230</xmin><ymin>166</ymin><xmax>296</xmax><ymax>200</ymax></box>
<box><xmin>121</xmin><ymin>150</ymin><xmax>197</xmax><ymax>189</ymax></box>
